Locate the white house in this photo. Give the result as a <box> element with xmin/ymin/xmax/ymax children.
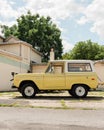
<box><xmin>0</xmin><ymin>35</ymin><xmax>42</xmax><ymax>91</ymax></box>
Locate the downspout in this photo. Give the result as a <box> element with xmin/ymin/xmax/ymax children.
<box><xmin>29</xmin><ymin>46</ymin><xmax>32</xmax><ymax>73</ymax></box>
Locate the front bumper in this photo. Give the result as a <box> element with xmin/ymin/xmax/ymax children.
<box><xmin>12</xmin><ymin>86</ymin><xmax>17</xmax><ymax>89</ymax></box>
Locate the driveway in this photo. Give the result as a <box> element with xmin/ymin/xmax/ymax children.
<box><xmin>0</xmin><ymin>91</ymin><xmax>104</xmax><ymax>110</ymax></box>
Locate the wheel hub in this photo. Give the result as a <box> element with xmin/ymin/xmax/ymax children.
<box><xmin>24</xmin><ymin>86</ymin><xmax>34</xmax><ymax>96</ymax></box>
<box><xmin>76</xmin><ymin>86</ymin><xmax>85</xmax><ymax>97</ymax></box>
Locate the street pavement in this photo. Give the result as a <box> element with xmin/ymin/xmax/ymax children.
<box><xmin>0</xmin><ymin>107</ymin><xmax>104</xmax><ymax>130</ymax></box>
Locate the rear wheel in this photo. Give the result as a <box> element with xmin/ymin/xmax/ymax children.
<box><xmin>21</xmin><ymin>83</ymin><xmax>36</xmax><ymax>98</ymax></box>
<box><xmin>71</xmin><ymin>85</ymin><xmax>88</xmax><ymax>98</ymax></box>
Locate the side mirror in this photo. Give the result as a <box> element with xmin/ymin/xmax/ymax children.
<box><xmin>11</xmin><ymin>72</ymin><xmax>18</xmax><ymax>77</ymax></box>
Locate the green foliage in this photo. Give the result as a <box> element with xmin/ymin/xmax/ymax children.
<box><xmin>1</xmin><ymin>24</ymin><xmax>18</xmax><ymax>38</ymax></box>
<box><xmin>1</xmin><ymin>11</ymin><xmax>63</xmax><ymax>62</ymax></box>
<box><xmin>63</xmin><ymin>40</ymin><xmax>104</xmax><ymax>60</ymax></box>
<box><xmin>62</xmin><ymin>52</ymin><xmax>71</xmax><ymax>60</ymax></box>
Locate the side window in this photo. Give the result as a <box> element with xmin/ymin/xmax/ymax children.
<box><xmin>68</xmin><ymin>63</ymin><xmax>92</xmax><ymax>72</ymax></box>
<box><xmin>45</xmin><ymin>63</ymin><xmax>64</xmax><ymax>73</ymax></box>
<box><xmin>54</xmin><ymin>66</ymin><xmax>63</xmax><ymax>73</ymax></box>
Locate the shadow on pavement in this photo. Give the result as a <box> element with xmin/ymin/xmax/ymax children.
<box><xmin>14</xmin><ymin>95</ymin><xmax>104</xmax><ymax>101</ymax></box>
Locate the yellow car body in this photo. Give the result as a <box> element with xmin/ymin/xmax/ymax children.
<box><xmin>13</xmin><ymin>60</ymin><xmax>98</xmax><ymax>98</ymax></box>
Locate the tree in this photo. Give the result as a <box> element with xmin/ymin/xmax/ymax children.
<box><xmin>62</xmin><ymin>40</ymin><xmax>104</xmax><ymax>60</ymax></box>
<box><xmin>0</xmin><ymin>24</ymin><xmax>18</xmax><ymax>38</ymax></box>
<box><xmin>62</xmin><ymin>52</ymin><xmax>71</xmax><ymax>59</ymax></box>
<box><xmin>1</xmin><ymin>11</ymin><xmax>63</xmax><ymax>62</ymax></box>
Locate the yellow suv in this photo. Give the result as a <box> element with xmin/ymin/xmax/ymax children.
<box><xmin>12</xmin><ymin>60</ymin><xmax>98</xmax><ymax>98</ymax></box>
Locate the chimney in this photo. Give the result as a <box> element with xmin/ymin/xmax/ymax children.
<box><xmin>50</xmin><ymin>48</ymin><xmax>55</xmax><ymax>61</ymax></box>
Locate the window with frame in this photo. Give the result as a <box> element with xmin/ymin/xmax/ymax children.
<box><xmin>45</xmin><ymin>63</ymin><xmax>64</xmax><ymax>73</ymax></box>
<box><xmin>68</xmin><ymin>63</ymin><xmax>92</xmax><ymax>72</ymax></box>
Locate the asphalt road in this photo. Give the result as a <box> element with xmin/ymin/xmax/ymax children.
<box><xmin>0</xmin><ymin>107</ymin><xmax>104</xmax><ymax>130</ymax></box>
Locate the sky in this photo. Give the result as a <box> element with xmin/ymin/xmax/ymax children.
<box><xmin>0</xmin><ymin>0</ymin><xmax>104</xmax><ymax>53</ymax></box>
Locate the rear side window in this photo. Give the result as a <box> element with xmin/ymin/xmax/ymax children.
<box><xmin>68</xmin><ymin>63</ymin><xmax>92</xmax><ymax>72</ymax></box>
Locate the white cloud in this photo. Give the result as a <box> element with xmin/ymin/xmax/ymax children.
<box><xmin>23</xmin><ymin>0</ymin><xmax>84</xmax><ymax>20</ymax></box>
<box><xmin>62</xmin><ymin>39</ymin><xmax>74</xmax><ymax>53</ymax></box>
<box><xmin>0</xmin><ymin>0</ymin><xmax>84</xmax><ymax>28</ymax></box>
<box><xmin>0</xmin><ymin>0</ymin><xmax>18</xmax><ymax>20</ymax></box>
<box><xmin>77</xmin><ymin>16</ymin><xmax>88</xmax><ymax>25</ymax></box>
<box><xmin>84</xmin><ymin>0</ymin><xmax>104</xmax><ymax>22</ymax></box>
<box><xmin>91</xmin><ymin>20</ymin><xmax>104</xmax><ymax>38</ymax></box>
<box><xmin>77</xmin><ymin>0</ymin><xmax>104</xmax><ymax>39</ymax></box>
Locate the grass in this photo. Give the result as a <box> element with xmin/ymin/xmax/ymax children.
<box><xmin>0</xmin><ymin>103</ymin><xmax>20</xmax><ymax>107</ymax></box>
<box><xmin>0</xmin><ymin>103</ymin><xmax>99</xmax><ymax>110</ymax></box>
<box><xmin>60</xmin><ymin>99</ymin><xmax>68</xmax><ymax>109</ymax></box>
<box><xmin>88</xmin><ymin>91</ymin><xmax>104</xmax><ymax>96</ymax></box>
<box><xmin>0</xmin><ymin>91</ymin><xmax>21</xmax><ymax>97</ymax></box>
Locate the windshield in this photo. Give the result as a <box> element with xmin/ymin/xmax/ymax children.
<box><xmin>45</xmin><ymin>63</ymin><xmax>53</xmax><ymax>73</ymax></box>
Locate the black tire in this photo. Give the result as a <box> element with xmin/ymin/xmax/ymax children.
<box><xmin>68</xmin><ymin>90</ymin><xmax>74</xmax><ymax>97</ymax></box>
<box><xmin>71</xmin><ymin>85</ymin><xmax>88</xmax><ymax>98</ymax></box>
<box><xmin>18</xmin><ymin>88</ymin><xmax>22</xmax><ymax>93</ymax></box>
<box><xmin>21</xmin><ymin>83</ymin><xmax>36</xmax><ymax>98</ymax></box>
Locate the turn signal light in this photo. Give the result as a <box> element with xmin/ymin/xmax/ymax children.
<box><xmin>91</xmin><ymin>78</ymin><xmax>95</xmax><ymax>80</ymax></box>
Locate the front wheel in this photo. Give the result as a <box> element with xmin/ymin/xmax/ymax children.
<box><xmin>71</xmin><ymin>85</ymin><xmax>88</xmax><ymax>98</ymax></box>
<box><xmin>68</xmin><ymin>90</ymin><xmax>74</xmax><ymax>97</ymax></box>
<box><xmin>21</xmin><ymin>83</ymin><xmax>36</xmax><ymax>98</ymax></box>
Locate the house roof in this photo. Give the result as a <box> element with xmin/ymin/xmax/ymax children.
<box><xmin>0</xmin><ymin>41</ymin><xmax>42</xmax><ymax>56</ymax></box>
<box><xmin>0</xmin><ymin>35</ymin><xmax>42</xmax><ymax>56</ymax></box>
<box><xmin>5</xmin><ymin>35</ymin><xmax>20</xmax><ymax>42</ymax></box>
<box><xmin>32</xmin><ymin>48</ymin><xmax>42</xmax><ymax>56</ymax></box>
<box><xmin>0</xmin><ymin>40</ymin><xmax>31</xmax><ymax>47</ymax></box>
